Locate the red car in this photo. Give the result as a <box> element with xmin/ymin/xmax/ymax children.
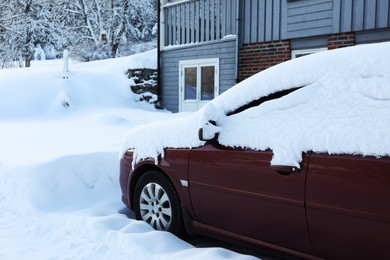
<box><xmin>121</xmin><ymin>144</ymin><xmax>390</xmax><ymax>259</ymax></box>
<box><xmin>120</xmin><ymin>44</ymin><xmax>390</xmax><ymax>259</ymax></box>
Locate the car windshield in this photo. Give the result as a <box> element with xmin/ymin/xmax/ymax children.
<box><xmin>227</xmin><ymin>87</ymin><xmax>302</xmax><ymax>116</ymax></box>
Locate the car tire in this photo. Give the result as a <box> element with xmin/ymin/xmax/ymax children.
<box><xmin>134</xmin><ymin>170</ymin><xmax>184</xmax><ymax>236</ymax></box>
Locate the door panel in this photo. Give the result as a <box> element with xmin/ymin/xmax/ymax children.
<box><xmin>306</xmin><ymin>154</ymin><xmax>390</xmax><ymax>259</ymax></box>
<box><xmin>188</xmin><ymin>144</ymin><xmax>313</xmax><ymax>254</ymax></box>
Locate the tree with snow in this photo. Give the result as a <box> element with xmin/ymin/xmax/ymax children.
<box><xmin>0</xmin><ymin>0</ymin><xmax>157</xmax><ymax>66</ymax></box>
<box><xmin>0</xmin><ymin>0</ymin><xmax>70</xmax><ymax>67</ymax></box>
<box><xmin>63</xmin><ymin>0</ymin><xmax>157</xmax><ymax>61</ymax></box>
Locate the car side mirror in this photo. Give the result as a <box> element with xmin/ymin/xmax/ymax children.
<box><xmin>198</xmin><ymin>120</ymin><xmax>221</xmax><ymax>142</ymax></box>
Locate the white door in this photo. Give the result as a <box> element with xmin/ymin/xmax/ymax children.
<box><xmin>179</xmin><ymin>58</ymin><xmax>219</xmax><ymax>112</ymax></box>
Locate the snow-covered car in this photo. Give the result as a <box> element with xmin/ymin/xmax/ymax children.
<box><xmin>120</xmin><ymin>43</ymin><xmax>390</xmax><ymax>259</ymax></box>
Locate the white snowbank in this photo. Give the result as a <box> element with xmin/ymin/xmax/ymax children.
<box><xmin>0</xmin><ymin>49</ymin><xmax>157</xmax><ymax>120</ymax></box>
<box><xmin>122</xmin><ymin>42</ymin><xmax>390</xmax><ymax>167</ymax></box>
<box><xmin>0</xmin><ymin>51</ymin><xmax>256</xmax><ymax>259</ymax></box>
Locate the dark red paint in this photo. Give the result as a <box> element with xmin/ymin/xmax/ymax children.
<box><xmin>120</xmin><ymin>145</ymin><xmax>390</xmax><ymax>259</ymax></box>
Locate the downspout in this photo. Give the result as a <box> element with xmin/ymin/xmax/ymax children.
<box><xmin>157</xmin><ymin>0</ymin><xmax>162</xmax><ymax>104</ymax></box>
<box><xmin>235</xmin><ymin>0</ymin><xmax>242</xmax><ymax>83</ymax></box>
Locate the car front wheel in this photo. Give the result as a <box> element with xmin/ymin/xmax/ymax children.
<box><xmin>134</xmin><ymin>171</ymin><xmax>183</xmax><ymax>236</ymax></box>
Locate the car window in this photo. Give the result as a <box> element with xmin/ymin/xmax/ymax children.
<box><xmin>226</xmin><ymin>87</ymin><xmax>302</xmax><ymax>116</ymax></box>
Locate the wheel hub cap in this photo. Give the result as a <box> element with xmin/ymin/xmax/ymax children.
<box><xmin>139</xmin><ymin>182</ymin><xmax>172</xmax><ymax>231</ymax></box>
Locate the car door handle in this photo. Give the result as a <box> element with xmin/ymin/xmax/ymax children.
<box><xmin>271</xmin><ymin>165</ymin><xmax>299</xmax><ymax>176</ymax></box>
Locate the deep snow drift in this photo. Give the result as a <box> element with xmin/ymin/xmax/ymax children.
<box><xmin>0</xmin><ymin>51</ymin><xmax>256</xmax><ymax>260</ymax></box>
<box><xmin>122</xmin><ymin>43</ymin><xmax>390</xmax><ymax>167</ymax></box>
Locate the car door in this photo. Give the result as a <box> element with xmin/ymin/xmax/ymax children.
<box><xmin>188</xmin><ymin>143</ymin><xmax>314</xmax><ymax>255</ymax></box>
<box><xmin>306</xmin><ymin>153</ymin><xmax>390</xmax><ymax>259</ymax></box>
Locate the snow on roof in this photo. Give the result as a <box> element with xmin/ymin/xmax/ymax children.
<box><xmin>121</xmin><ymin>42</ymin><xmax>390</xmax><ymax>167</ymax></box>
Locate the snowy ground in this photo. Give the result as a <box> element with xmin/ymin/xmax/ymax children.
<box><xmin>0</xmin><ymin>52</ymin><xmax>257</xmax><ymax>260</ymax></box>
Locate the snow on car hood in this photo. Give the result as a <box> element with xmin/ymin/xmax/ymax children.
<box><xmin>121</xmin><ymin>42</ymin><xmax>390</xmax><ymax>167</ymax></box>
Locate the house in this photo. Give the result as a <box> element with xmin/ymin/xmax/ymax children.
<box><xmin>158</xmin><ymin>0</ymin><xmax>390</xmax><ymax>112</ymax></box>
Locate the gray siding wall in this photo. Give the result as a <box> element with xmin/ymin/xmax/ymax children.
<box><xmin>161</xmin><ymin>38</ymin><xmax>236</xmax><ymax>112</ymax></box>
<box><xmin>333</xmin><ymin>0</ymin><xmax>390</xmax><ymax>33</ymax></box>
<box><xmin>241</xmin><ymin>0</ymin><xmax>390</xmax><ymax>44</ymax></box>
<box><xmin>286</xmin><ymin>0</ymin><xmax>333</xmax><ymax>38</ymax></box>
<box><xmin>356</xmin><ymin>28</ymin><xmax>390</xmax><ymax>44</ymax></box>
<box><xmin>241</xmin><ymin>0</ymin><xmax>284</xmax><ymax>43</ymax></box>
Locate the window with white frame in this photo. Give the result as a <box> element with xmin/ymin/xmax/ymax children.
<box><xmin>291</xmin><ymin>48</ymin><xmax>327</xmax><ymax>59</ymax></box>
<box><xmin>179</xmin><ymin>58</ymin><xmax>219</xmax><ymax>112</ymax></box>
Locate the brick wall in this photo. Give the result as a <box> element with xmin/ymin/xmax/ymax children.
<box><xmin>238</xmin><ymin>33</ymin><xmax>356</xmax><ymax>82</ymax></box>
<box><xmin>328</xmin><ymin>32</ymin><xmax>355</xmax><ymax>49</ymax></box>
<box><xmin>239</xmin><ymin>40</ymin><xmax>291</xmax><ymax>81</ymax></box>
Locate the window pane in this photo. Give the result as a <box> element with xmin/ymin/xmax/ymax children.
<box><xmin>185</xmin><ymin>67</ymin><xmax>197</xmax><ymax>100</ymax></box>
<box><xmin>201</xmin><ymin>66</ymin><xmax>214</xmax><ymax>100</ymax></box>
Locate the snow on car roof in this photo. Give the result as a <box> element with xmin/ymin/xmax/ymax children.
<box><xmin>121</xmin><ymin>42</ymin><xmax>390</xmax><ymax>167</ymax></box>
